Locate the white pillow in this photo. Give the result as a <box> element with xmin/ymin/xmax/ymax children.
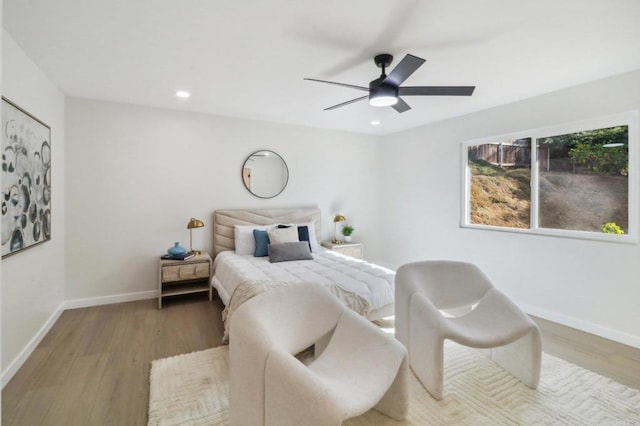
<box><xmin>298</xmin><ymin>221</ymin><xmax>318</xmax><ymax>251</ymax></box>
<box><xmin>286</xmin><ymin>221</ymin><xmax>319</xmax><ymax>251</ymax></box>
<box><xmin>234</xmin><ymin>225</ymin><xmax>273</xmax><ymax>255</ymax></box>
<box><xmin>267</xmin><ymin>227</ymin><xmax>299</xmax><ymax>244</ymax></box>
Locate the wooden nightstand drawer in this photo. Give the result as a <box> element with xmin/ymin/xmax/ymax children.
<box><xmin>162</xmin><ymin>262</ymin><xmax>210</xmax><ymax>283</ymax></box>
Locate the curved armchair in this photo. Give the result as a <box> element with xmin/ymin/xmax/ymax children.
<box><xmin>229</xmin><ymin>282</ymin><xmax>409</xmax><ymax>426</ymax></box>
<box><xmin>395</xmin><ymin>260</ymin><xmax>541</xmax><ymax>400</ymax></box>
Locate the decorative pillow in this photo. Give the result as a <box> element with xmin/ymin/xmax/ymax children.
<box><xmin>268</xmin><ymin>242</ymin><xmax>313</xmax><ymax>263</ymax></box>
<box><xmin>267</xmin><ymin>227</ymin><xmax>299</xmax><ymax>245</ymax></box>
<box><xmin>277</xmin><ymin>224</ymin><xmax>311</xmax><ymax>251</ymax></box>
<box><xmin>234</xmin><ymin>225</ymin><xmax>273</xmax><ymax>255</ymax></box>
<box><xmin>253</xmin><ymin>229</ymin><xmax>270</xmax><ymax>257</ymax></box>
<box><xmin>304</xmin><ymin>222</ymin><xmax>319</xmax><ymax>250</ymax></box>
<box><xmin>278</xmin><ymin>221</ymin><xmax>319</xmax><ymax>251</ymax></box>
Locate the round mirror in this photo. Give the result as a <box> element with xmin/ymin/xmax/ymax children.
<box><xmin>241</xmin><ymin>150</ymin><xmax>289</xmax><ymax>199</ymax></box>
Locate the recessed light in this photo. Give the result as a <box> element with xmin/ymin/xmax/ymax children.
<box><xmin>176</xmin><ymin>90</ymin><xmax>191</xmax><ymax>99</ymax></box>
<box><xmin>371</xmin><ymin>120</ymin><xmax>380</xmax><ymax>126</ymax></box>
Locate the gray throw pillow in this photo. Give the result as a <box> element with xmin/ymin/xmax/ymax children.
<box><xmin>268</xmin><ymin>242</ymin><xmax>313</xmax><ymax>263</ymax></box>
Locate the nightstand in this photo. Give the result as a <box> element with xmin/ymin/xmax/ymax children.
<box><xmin>158</xmin><ymin>252</ymin><xmax>212</xmax><ymax>309</ymax></box>
<box><xmin>321</xmin><ymin>241</ymin><xmax>364</xmax><ymax>259</ymax></box>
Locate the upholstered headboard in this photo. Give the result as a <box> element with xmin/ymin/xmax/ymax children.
<box><xmin>213</xmin><ymin>207</ymin><xmax>321</xmax><ymax>257</ymax></box>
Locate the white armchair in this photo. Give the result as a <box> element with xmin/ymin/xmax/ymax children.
<box><xmin>395</xmin><ymin>260</ymin><xmax>541</xmax><ymax>400</ymax></box>
<box><xmin>229</xmin><ymin>282</ymin><xmax>409</xmax><ymax>426</ymax></box>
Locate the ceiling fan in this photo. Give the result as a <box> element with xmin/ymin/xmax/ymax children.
<box><xmin>305</xmin><ymin>53</ymin><xmax>475</xmax><ymax>113</ymax></box>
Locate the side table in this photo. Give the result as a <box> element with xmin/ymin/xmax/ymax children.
<box><xmin>158</xmin><ymin>252</ymin><xmax>212</xmax><ymax>309</ymax></box>
<box><xmin>321</xmin><ymin>241</ymin><xmax>364</xmax><ymax>259</ymax></box>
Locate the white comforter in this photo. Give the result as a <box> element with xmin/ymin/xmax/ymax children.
<box><xmin>212</xmin><ymin>248</ymin><xmax>395</xmax><ymax>313</ymax></box>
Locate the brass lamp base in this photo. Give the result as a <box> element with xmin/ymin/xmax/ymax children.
<box><xmin>187</xmin><ymin>219</ymin><xmax>205</xmax><ymax>257</ymax></box>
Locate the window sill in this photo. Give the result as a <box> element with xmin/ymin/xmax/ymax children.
<box><xmin>460</xmin><ymin>223</ymin><xmax>638</xmax><ymax>244</ymax></box>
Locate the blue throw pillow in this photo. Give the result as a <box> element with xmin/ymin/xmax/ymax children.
<box><xmin>253</xmin><ymin>229</ymin><xmax>270</xmax><ymax>257</ymax></box>
<box><xmin>277</xmin><ymin>224</ymin><xmax>312</xmax><ymax>251</ymax></box>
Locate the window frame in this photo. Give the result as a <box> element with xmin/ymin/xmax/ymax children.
<box><xmin>461</xmin><ymin>111</ymin><xmax>638</xmax><ymax>243</ymax></box>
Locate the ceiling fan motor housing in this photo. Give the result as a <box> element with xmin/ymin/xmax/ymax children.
<box><xmin>369</xmin><ymin>76</ymin><xmax>398</xmax><ymax>106</ymax></box>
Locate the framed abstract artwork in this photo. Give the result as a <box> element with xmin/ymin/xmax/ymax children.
<box><xmin>1</xmin><ymin>97</ymin><xmax>52</xmax><ymax>257</ymax></box>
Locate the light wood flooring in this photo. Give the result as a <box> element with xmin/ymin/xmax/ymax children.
<box><xmin>532</xmin><ymin>316</ymin><xmax>640</xmax><ymax>390</ymax></box>
<box><xmin>2</xmin><ymin>295</ymin><xmax>640</xmax><ymax>425</ymax></box>
<box><xmin>2</xmin><ymin>295</ymin><xmax>225</xmax><ymax>426</ymax></box>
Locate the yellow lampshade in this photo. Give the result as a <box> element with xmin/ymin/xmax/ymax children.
<box><xmin>187</xmin><ymin>218</ymin><xmax>204</xmax><ymax>229</ymax></box>
<box><xmin>333</xmin><ymin>214</ymin><xmax>347</xmax><ymax>223</ymax></box>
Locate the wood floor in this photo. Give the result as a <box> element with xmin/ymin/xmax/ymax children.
<box><xmin>2</xmin><ymin>295</ymin><xmax>225</xmax><ymax>426</ymax></box>
<box><xmin>2</xmin><ymin>295</ymin><xmax>640</xmax><ymax>425</ymax></box>
<box><xmin>532</xmin><ymin>316</ymin><xmax>640</xmax><ymax>390</ymax></box>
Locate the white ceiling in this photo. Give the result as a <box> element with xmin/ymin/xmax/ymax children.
<box><xmin>4</xmin><ymin>0</ymin><xmax>640</xmax><ymax>135</ymax></box>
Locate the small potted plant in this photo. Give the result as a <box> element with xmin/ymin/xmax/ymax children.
<box><xmin>341</xmin><ymin>224</ymin><xmax>354</xmax><ymax>242</ymax></box>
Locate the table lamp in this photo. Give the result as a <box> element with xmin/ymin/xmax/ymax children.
<box><xmin>332</xmin><ymin>213</ymin><xmax>347</xmax><ymax>244</ymax></box>
<box><xmin>187</xmin><ymin>218</ymin><xmax>204</xmax><ymax>255</ymax></box>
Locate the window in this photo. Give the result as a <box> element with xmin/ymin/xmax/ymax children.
<box><xmin>467</xmin><ymin>138</ymin><xmax>531</xmax><ymax>229</ymax></box>
<box><xmin>462</xmin><ymin>112</ymin><xmax>637</xmax><ymax>241</ymax></box>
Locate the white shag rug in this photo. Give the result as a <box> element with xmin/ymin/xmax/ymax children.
<box><xmin>148</xmin><ymin>343</ymin><xmax>640</xmax><ymax>425</ymax></box>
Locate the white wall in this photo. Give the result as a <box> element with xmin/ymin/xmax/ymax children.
<box><xmin>64</xmin><ymin>98</ymin><xmax>382</xmax><ymax>300</ymax></box>
<box><xmin>380</xmin><ymin>70</ymin><xmax>640</xmax><ymax>347</ymax></box>
<box><xmin>1</xmin><ymin>31</ymin><xmax>66</xmax><ymax>373</ymax></box>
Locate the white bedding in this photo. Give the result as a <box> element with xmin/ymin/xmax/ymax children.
<box><xmin>211</xmin><ymin>247</ymin><xmax>395</xmax><ymax>316</ymax></box>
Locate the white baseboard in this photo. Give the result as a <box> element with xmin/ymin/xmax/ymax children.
<box><xmin>1</xmin><ymin>302</ymin><xmax>65</xmax><ymax>388</ymax></box>
<box><xmin>519</xmin><ymin>302</ymin><xmax>640</xmax><ymax>350</ymax></box>
<box><xmin>2</xmin><ymin>290</ymin><xmax>158</xmax><ymax>389</ymax></box>
<box><xmin>62</xmin><ymin>290</ymin><xmax>157</xmax><ymax>310</ymax></box>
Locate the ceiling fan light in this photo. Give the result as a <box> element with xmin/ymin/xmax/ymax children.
<box><xmin>369</xmin><ymin>82</ymin><xmax>399</xmax><ymax>107</ymax></box>
<box><xmin>369</xmin><ymin>95</ymin><xmax>398</xmax><ymax>107</ymax></box>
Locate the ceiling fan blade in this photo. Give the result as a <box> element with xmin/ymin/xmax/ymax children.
<box><xmin>399</xmin><ymin>86</ymin><xmax>476</xmax><ymax>96</ymax></box>
<box><xmin>391</xmin><ymin>97</ymin><xmax>411</xmax><ymax>113</ymax></box>
<box><xmin>324</xmin><ymin>95</ymin><xmax>369</xmax><ymax>111</ymax></box>
<box><xmin>304</xmin><ymin>78</ymin><xmax>369</xmax><ymax>92</ymax></box>
<box><xmin>383</xmin><ymin>54</ymin><xmax>426</xmax><ymax>86</ymax></box>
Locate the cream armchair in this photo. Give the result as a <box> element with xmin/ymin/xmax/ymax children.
<box><xmin>395</xmin><ymin>260</ymin><xmax>541</xmax><ymax>400</ymax></box>
<box><xmin>229</xmin><ymin>282</ymin><xmax>409</xmax><ymax>426</ymax></box>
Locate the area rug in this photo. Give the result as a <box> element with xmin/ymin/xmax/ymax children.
<box><xmin>148</xmin><ymin>342</ymin><xmax>640</xmax><ymax>425</ymax></box>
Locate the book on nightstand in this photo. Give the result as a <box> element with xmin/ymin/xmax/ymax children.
<box><xmin>160</xmin><ymin>252</ymin><xmax>195</xmax><ymax>261</ymax></box>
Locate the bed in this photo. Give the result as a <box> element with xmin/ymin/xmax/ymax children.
<box><xmin>211</xmin><ymin>208</ymin><xmax>395</xmax><ymax>334</ymax></box>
